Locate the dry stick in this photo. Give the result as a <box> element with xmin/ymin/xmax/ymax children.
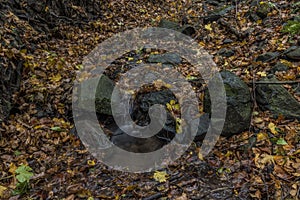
<box><xmin>0</xmin><ymin>175</ymin><xmax>14</xmax><ymax>181</ymax></box>
<box><xmin>143</xmin><ymin>192</ymin><xmax>163</xmax><ymax>200</ymax></box>
<box><xmin>247</xmin><ymin>80</ymin><xmax>300</xmax><ymax>85</ymax></box>
<box><xmin>198</xmin><ymin>187</ymin><xmax>232</xmax><ymax>199</ymax></box>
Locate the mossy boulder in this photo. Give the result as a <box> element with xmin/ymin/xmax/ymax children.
<box><xmin>204</xmin><ymin>70</ymin><xmax>253</xmax><ymax>137</ymax></box>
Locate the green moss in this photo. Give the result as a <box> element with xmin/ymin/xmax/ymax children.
<box><xmin>281</xmin><ymin>20</ymin><xmax>300</xmax><ymax>35</ymax></box>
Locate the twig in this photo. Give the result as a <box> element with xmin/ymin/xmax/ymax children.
<box><xmin>198</xmin><ymin>187</ymin><xmax>232</xmax><ymax>198</ymax></box>
<box><xmin>0</xmin><ymin>175</ymin><xmax>14</xmax><ymax>181</ymax></box>
<box><xmin>247</xmin><ymin>80</ymin><xmax>300</xmax><ymax>84</ymax></box>
<box><xmin>143</xmin><ymin>192</ymin><xmax>163</xmax><ymax>200</ymax></box>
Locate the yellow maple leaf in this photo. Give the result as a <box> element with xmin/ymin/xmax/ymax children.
<box><xmin>205</xmin><ymin>24</ymin><xmax>212</xmax><ymax>31</ymax></box>
<box><xmin>256</xmin><ymin>71</ymin><xmax>267</xmax><ymax>77</ymax></box>
<box><xmin>268</xmin><ymin>122</ymin><xmax>278</xmax><ymax>135</ymax></box>
<box><xmin>87</xmin><ymin>160</ymin><xmax>96</xmax><ymax>166</ymax></box>
<box><xmin>153</xmin><ymin>171</ymin><xmax>168</xmax><ymax>183</ymax></box>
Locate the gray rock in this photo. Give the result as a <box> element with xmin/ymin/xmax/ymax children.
<box><xmin>270</xmin><ymin>62</ymin><xmax>289</xmax><ymax>74</ymax></box>
<box><xmin>286</xmin><ymin>47</ymin><xmax>300</xmax><ymax>60</ymax></box>
<box><xmin>204</xmin><ymin>70</ymin><xmax>253</xmax><ymax>137</ymax></box>
<box><xmin>255</xmin><ymin>76</ymin><xmax>300</xmax><ymax>120</ymax></box>
<box><xmin>131</xmin><ymin>90</ymin><xmax>177</xmax><ymax>133</ymax></box>
<box><xmin>223</xmin><ymin>38</ymin><xmax>233</xmax><ymax>44</ymax></box>
<box><xmin>255</xmin><ymin>52</ymin><xmax>279</xmax><ymax>62</ymax></box>
<box><xmin>77</xmin><ymin>75</ymin><xmax>115</xmax><ymax>115</ymax></box>
<box><xmin>147</xmin><ymin>52</ymin><xmax>182</xmax><ymax>65</ymax></box>
<box><xmin>206</xmin><ymin>0</ymin><xmax>222</xmax><ymax>6</ymax></box>
<box><xmin>218</xmin><ymin>48</ymin><xmax>235</xmax><ymax>57</ymax></box>
<box><xmin>203</xmin><ymin>6</ymin><xmax>234</xmax><ymax>23</ymax></box>
<box><xmin>158</xmin><ymin>19</ymin><xmax>196</xmax><ymax>36</ymax></box>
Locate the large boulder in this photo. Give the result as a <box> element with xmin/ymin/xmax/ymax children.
<box><xmin>77</xmin><ymin>75</ymin><xmax>115</xmax><ymax>115</ymax></box>
<box><xmin>255</xmin><ymin>76</ymin><xmax>300</xmax><ymax>120</ymax></box>
<box><xmin>204</xmin><ymin>70</ymin><xmax>253</xmax><ymax>137</ymax></box>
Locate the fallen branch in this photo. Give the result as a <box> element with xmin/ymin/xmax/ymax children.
<box><xmin>247</xmin><ymin>80</ymin><xmax>300</xmax><ymax>84</ymax></box>
<box><xmin>198</xmin><ymin>187</ymin><xmax>233</xmax><ymax>199</ymax></box>
<box><xmin>143</xmin><ymin>192</ymin><xmax>163</xmax><ymax>200</ymax></box>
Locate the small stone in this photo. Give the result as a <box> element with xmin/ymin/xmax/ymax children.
<box><xmin>255</xmin><ymin>52</ymin><xmax>279</xmax><ymax>62</ymax></box>
<box><xmin>286</xmin><ymin>47</ymin><xmax>300</xmax><ymax>60</ymax></box>
<box><xmin>147</xmin><ymin>53</ymin><xmax>182</xmax><ymax>65</ymax></box>
<box><xmin>223</xmin><ymin>39</ymin><xmax>233</xmax><ymax>44</ymax></box>
<box><xmin>218</xmin><ymin>48</ymin><xmax>235</xmax><ymax>57</ymax></box>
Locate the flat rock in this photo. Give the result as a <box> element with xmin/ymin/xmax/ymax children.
<box><xmin>218</xmin><ymin>48</ymin><xmax>235</xmax><ymax>57</ymax></box>
<box><xmin>286</xmin><ymin>47</ymin><xmax>300</xmax><ymax>60</ymax></box>
<box><xmin>255</xmin><ymin>52</ymin><xmax>279</xmax><ymax>62</ymax></box>
<box><xmin>255</xmin><ymin>76</ymin><xmax>300</xmax><ymax>120</ymax></box>
<box><xmin>147</xmin><ymin>52</ymin><xmax>182</xmax><ymax>65</ymax></box>
<box><xmin>223</xmin><ymin>38</ymin><xmax>233</xmax><ymax>44</ymax></box>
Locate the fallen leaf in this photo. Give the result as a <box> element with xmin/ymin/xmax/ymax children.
<box><xmin>0</xmin><ymin>185</ymin><xmax>7</xmax><ymax>198</ymax></box>
<box><xmin>50</xmin><ymin>126</ymin><xmax>62</xmax><ymax>131</ymax></box>
<box><xmin>9</xmin><ymin>163</ymin><xmax>17</xmax><ymax>174</ymax></box>
<box><xmin>268</xmin><ymin>122</ymin><xmax>278</xmax><ymax>135</ymax></box>
<box><xmin>87</xmin><ymin>160</ymin><xmax>96</xmax><ymax>166</ymax></box>
<box><xmin>276</xmin><ymin>138</ymin><xmax>288</xmax><ymax>145</ymax></box>
<box><xmin>205</xmin><ymin>24</ymin><xmax>212</xmax><ymax>31</ymax></box>
<box><xmin>176</xmin><ymin>118</ymin><xmax>182</xmax><ymax>134</ymax></box>
<box><xmin>50</xmin><ymin>74</ymin><xmax>62</xmax><ymax>82</ymax></box>
<box><xmin>256</xmin><ymin>71</ymin><xmax>267</xmax><ymax>77</ymax></box>
<box><xmin>153</xmin><ymin>171</ymin><xmax>168</xmax><ymax>183</ymax></box>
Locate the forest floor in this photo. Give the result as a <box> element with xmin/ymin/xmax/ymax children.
<box><xmin>0</xmin><ymin>0</ymin><xmax>300</xmax><ymax>199</ymax></box>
